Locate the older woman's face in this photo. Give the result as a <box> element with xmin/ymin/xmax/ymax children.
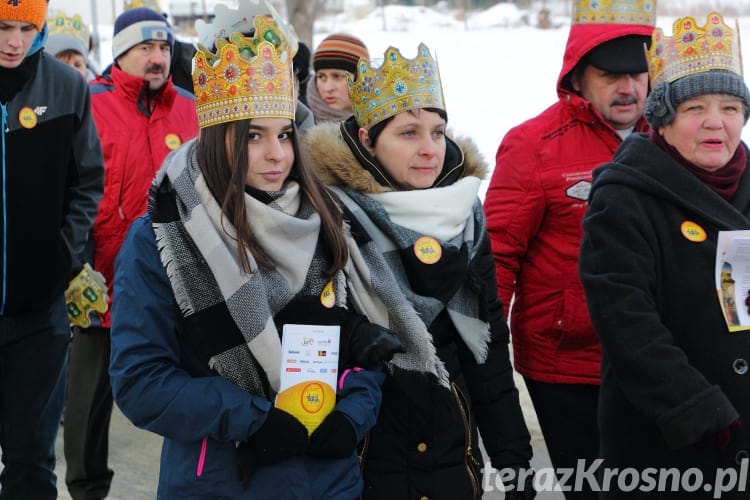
<box><xmin>660</xmin><ymin>94</ymin><xmax>745</xmax><ymax>172</ymax></box>
<box><xmin>358</xmin><ymin>108</ymin><xmax>446</xmax><ymax>189</ymax></box>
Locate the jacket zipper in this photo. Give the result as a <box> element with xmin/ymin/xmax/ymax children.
<box><xmin>451</xmin><ymin>382</ymin><xmax>480</xmax><ymax>498</ymax></box>
<box><xmin>358</xmin><ymin>430</ymin><xmax>370</xmax><ymax>471</ymax></box>
<box><xmin>0</xmin><ymin>103</ymin><xmax>7</xmax><ymax>314</ymax></box>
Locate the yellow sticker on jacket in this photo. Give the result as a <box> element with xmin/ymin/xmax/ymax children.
<box><xmin>414</xmin><ymin>236</ymin><xmax>442</xmax><ymax>264</ymax></box>
<box><xmin>165</xmin><ymin>133</ymin><xmax>181</xmax><ymax>150</ymax></box>
<box><xmin>320</xmin><ymin>281</ymin><xmax>335</xmax><ymax>308</ymax></box>
<box><xmin>18</xmin><ymin>107</ymin><xmax>37</xmax><ymax>129</ymax></box>
<box><xmin>681</xmin><ymin>221</ymin><xmax>707</xmax><ymax>242</ymax></box>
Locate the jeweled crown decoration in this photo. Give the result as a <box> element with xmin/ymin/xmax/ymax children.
<box><xmin>195</xmin><ymin>0</ymin><xmax>298</xmax><ymax>55</ymax></box>
<box><xmin>648</xmin><ymin>12</ymin><xmax>743</xmax><ymax>87</ymax></box>
<box><xmin>192</xmin><ymin>16</ymin><xmax>295</xmax><ymax>129</ymax></box>
<box><xmin>213</xmin><ymin>16</ymin><xmax>290</xmax><ymax>62</ymax></box>
<box><xmin>349</xmin><ymin>43</ymin><xmax>445</xmax><ymax>129</ymax></box>
<box><xmin>572</xmin><ymin>0</ymin><xmax>656</xmax><ymax>26</ymax></box>
<box><xmin>48</xmin><ymin>11</ymin><xmax>90</xmax><ymax>47</ymax></box>
<box><xmin>123</xmin><ymin>0</ymin><xmax>163</xmax><ymax>11</ymax></box>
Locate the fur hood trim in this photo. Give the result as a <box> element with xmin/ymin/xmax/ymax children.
<box><xmin>301</xmin><ymin>121</ymin><xmax>488</xmax><ymax>194</ymax></box>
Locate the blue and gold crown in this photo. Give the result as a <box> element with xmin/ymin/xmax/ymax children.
<box><xmin>572</xmin><ymin>0</ymin><xmax>656</xmax><ymax>26</ymax></box>
<box><xmin>48</xmin><ymin>11</ymin><xmax>90</xmax><ymax>47</ymax></box>
<box><xmin>348</xmin><ymin>43</ymin><xmax>445</xmax><ymax>129</ymax></box>
<box><xmin>648</xmin><ymin>12</ymin><xmax>743</xmax><ymax>87</ymax></box>
<box><xmin>192</xmin><ymin>15</ymin><xmax>295</xmax><ymax>128</ymax></box>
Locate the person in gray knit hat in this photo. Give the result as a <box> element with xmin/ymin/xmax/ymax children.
<box><xmin>580</xmin><ymin>12</ymin><xmax>750</xmax><ymax>498</ymax></box>
<box><xmin>645</xmin><ymin>68</ymin><xmax>750</xmax><ymax>130</ymax></box>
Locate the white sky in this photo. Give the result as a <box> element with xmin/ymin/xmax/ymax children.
<box><xmin>50</xmin><ymin>2</ymin><xmax>750</xmax><ymax>196</ymax></box>
<box><xmin>314</xmin><ymin>4</ymin><xmax>750</xmax><ymax>197</ymax></box>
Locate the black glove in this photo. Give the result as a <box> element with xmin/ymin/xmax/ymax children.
<box><xmin>503</xmin><ymin>467</ymin><xmax>537</xmax><ymax>500</ymax></box>
<box><xmin>347</xmin><ymin>321</ymin><xmax>406</xmax><ymax>369</ymax></box>
<box><xmin>235</xmin><ymin>407</ymin><xmax>308</xmax><ymax>489</ymax></box>
<box><xmin>307</xmin><ymin>411</ymin><xmax>357</xmax><ymax>459</ymax></box>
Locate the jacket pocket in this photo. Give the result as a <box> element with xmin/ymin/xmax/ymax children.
<box><xmin>553</xmin><ymin>286</ymin><xmax>593</xmax><ymax>349</ymax></box>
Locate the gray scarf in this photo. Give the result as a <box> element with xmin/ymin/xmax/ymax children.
<box><xmin>149</xmin><ymin>139</ymin><xmax>449</xmax><ymax>399</ymax></box>
<box><xmin>333</xmin><ymin>181</ymin><xmax>492</xmax><ymax>364</ymax></box>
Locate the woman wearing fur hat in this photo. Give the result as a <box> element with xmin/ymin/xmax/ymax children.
<box><xmin>108</xmin><ymin>16</ymin><xmax>424</xmax><ymax>499</ymax></box>
<box><xmin>301</xmin><ymin>44</ymin><xmax>535</xmax><ymax>499</ymax></box>
<box><xmin>580</xmin><ymin>12</ymin><xmax>750</xmax><ymax>499</ymax></box>
<box><xmin>306</xmin><ymin>33</ymin><xmax>369</xmax><ymax>123</ymax></box>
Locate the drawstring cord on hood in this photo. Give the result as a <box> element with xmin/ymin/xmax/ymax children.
<box><xmin>1</xmin><ymin>103</ymin><xmax>7</xmax><ymax>314</ymax></box>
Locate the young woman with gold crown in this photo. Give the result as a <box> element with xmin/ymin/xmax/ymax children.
<box><xmin>580</xmin><ymin>12</ymin><xmax>750</xmax><ymax>499</ymax></box>
<box><xmin>105</xmin><ymin>11</ymin><xmax>439</xmax><ymax>497</ymax></box>
<box><xmin>302</xmin><ymin>44</ymin><xmax>536</xmax><ymax>499</ymax></box>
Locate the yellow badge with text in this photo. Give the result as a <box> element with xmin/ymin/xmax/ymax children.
<box><xmin>165</xmin><ymin>133</ymin><xmax>181</xmax><ymax>150</ymax></box>
<box><xmin>681</xmin><ymin>221</ymin><xmax>707</xmax><ymax>242</ymax></box>
<box><xmin>414</xmin><ymin>236</ymin><xmax>442</xmax><ymax>264</ymax></box>
<box><xmin>320</xmin><ymin>281</ymin><xmax>335</xmax><ymax>308</ymax></box>
<box><xmin>18</xmin><ymin>107</ymin><xmax>37</xmax><ymax>129</ymax></box>
<box><xmin>275</xmin><ymin>381</ymin><xmax>336</xmax><ymax>434</ymax></box>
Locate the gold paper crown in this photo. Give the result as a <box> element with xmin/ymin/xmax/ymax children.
<box><xmin>124</xmin><ymin>0</ymin><xmax>163</xmax><ymax>12</ymax></box>
<box><xmin>648</xmin><ymin>12</ymin><xmax>743</xmax><ymax>87</ymax></box>
<box><xmin>572</xmin><ymin>0</ymin><xmax>656</xmax><ymax>26</ymax></box>
<box><xmin>195</xmin><ymin>0</ymin><xmax>298</xmax><ymax>56</ymax></box>
<box><xmin>192</xmin><ymin>17</ymin><xmax>295</xmax><ymax>129</ymax></box>
<box><xmin>349</xmin><ymin>43</ymin><xmax>445</xmax><ymax>129</ymax></box>
<box><xmin>48</xmin><ymin>12</ymin><xmax>90</xmax><ymax>47</ymax></box>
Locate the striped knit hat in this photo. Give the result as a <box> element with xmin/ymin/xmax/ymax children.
<box><xmin>313</xmin><ymin>33</ymin><xmax>369</xmax><ymax>77</ymax></box>
<box><xmin>112</xmin><ymin>7</ymin><xmax>173</xmax><ymax>60</ymax></box>
<box><xmin>0</xmin><ymin>0</ymin><xmax>48</xmax><ymax>31</ymax></box>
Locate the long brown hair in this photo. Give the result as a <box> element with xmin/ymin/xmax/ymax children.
<box><xmin>196</xmin><ymin>119</ymin><xmax>349</xmax><ymax>276</ymax></box>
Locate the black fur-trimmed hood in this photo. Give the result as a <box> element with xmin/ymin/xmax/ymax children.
<box><xmin>301</xmin><ymin>119</ymin><xmax>488</xmax><ymax>194</ymax></box>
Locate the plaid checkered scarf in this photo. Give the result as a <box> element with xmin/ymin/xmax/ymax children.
<box><xmin>149</xmin><ymin>140</ymin><xmax>448</xmax><ymax>399</ymax></box>
<box><xmin>333</xmin><ymin>177</ymin><xmax>492</xmax><ymax>364</ymax></box>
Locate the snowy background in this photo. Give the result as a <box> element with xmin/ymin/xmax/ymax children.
<box><xmin>42</xmin><ymin>3</ymin><xmax>750</xmax><ymax>498</ymax></box>
<box><xmin>48</xmin><ymin>2</ymin><xmax>750</xmax><ymax>198</ymax></box>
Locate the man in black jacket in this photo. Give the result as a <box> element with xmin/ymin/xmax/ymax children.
<box><xmin>0</xmin><ymin>1</ymin><xmax>104</xmax><ymax>498</ymax></box>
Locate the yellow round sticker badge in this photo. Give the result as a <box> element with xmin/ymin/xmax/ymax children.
<box><xmin>300</xmin><ymin>382</ymin><xmax>326</xmax><ymax>414</ymax></box>
<box><xmin>413</xmin><ymin>236</ymin><xmax>442</xmax><ymax>265</ymax></box>
<box><xmin>18</xmin><ymin>107</ymin><xmax>37</xmax><ymax>129</ymax></box>
<box><xmin>320</xmin><ymin>281</ymin><xmax>335</xmax><ymax>308</ymax></box>
<box><xmin>680</xmin><ymin>221</ymin><xmax>707</xmax><ymax>242</ymax></box>
<box><xmin>165</xmin><ymin>133</ymin><xmax>181</xmax><ymax>150</ymax></box>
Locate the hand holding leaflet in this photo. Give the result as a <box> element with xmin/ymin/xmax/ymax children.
<box><xmin>275</xmin><ymin>324</ymin><xmax>340</xmax><ymax>434</ymax></box>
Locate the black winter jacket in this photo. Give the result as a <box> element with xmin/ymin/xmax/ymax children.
<box><xmin>0</xmin><ymin>51</ymin><xmax>103</xmax><ymax>316</ymax></box>
<box><xmin>580</xmin><ymin>133</ymin><xmax>750</xmax><ymax>499</ymax></box>
<box><xmin>302</xmin><ymin>120</ymin><xmax>533</xmax><ymax>499</ymax></box>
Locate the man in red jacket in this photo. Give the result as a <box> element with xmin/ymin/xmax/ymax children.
<box><xmin>483</xmin><ymin>2</ymin><xmax>656</xmax><ymax>498</ymax></box>
<box><xmin>63</xmin><ymin>7</ymin><xmax>199</xmax><ymax>500</ymax></box>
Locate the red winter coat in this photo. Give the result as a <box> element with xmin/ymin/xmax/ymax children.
<box><xmin>90</xmin><ymin>66</ymin><xmax>199</xmax><ymax>327</ymax></box>
<box><xmin>483</xmin><ymin>22</ymin><xmax>652</xmax><ymax>385</ymax></box>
